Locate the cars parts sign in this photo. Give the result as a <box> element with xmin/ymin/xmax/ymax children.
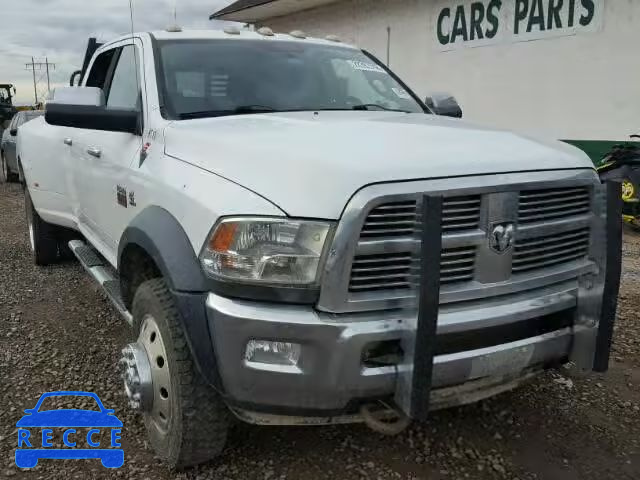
<box><xmin>435</xmin><ymin>0</ymin><xmax>604</xmax><ymax>51</ymax></box>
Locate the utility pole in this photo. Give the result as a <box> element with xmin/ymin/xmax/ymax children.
<box><xmin>45</xmin><ymin>57</ymin><xmax>51</xmax><ymax>93</ymax></box>
<box><xmin>30</xmin><ymin>57</ymin><xmax>37</xmax><ymax>105</ymax></box>
<box><xmin>25</xmin><ymin>58</ymin><xmax>56</xmax><ymax>105</ymax></box>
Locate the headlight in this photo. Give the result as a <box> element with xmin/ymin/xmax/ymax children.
<box><xmin>200</xmin><ymin>217</ymin><xmax>333</xmax><ymax>286</ymax></box>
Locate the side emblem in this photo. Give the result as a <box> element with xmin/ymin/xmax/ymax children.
<box><xmin>116</xmin><ymin>186</ymin><xmax>128</xmax><ymax>208</ymax></box>
<box><xmin>489</xmin><ymin>223</ymin><xmax>515</xmax><ymax>254</ymax></box>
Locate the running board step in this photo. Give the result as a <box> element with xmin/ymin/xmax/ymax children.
<box><xmin>68</xmin><ymin>240</ymin><xmax>133</xmax><ymax>325</ymax></box>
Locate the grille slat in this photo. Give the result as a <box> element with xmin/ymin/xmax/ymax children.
<box><xmin>349</xmin><ymin>246</ymin><xmax>476</xmax><ymax>292</ymax></box>
<box><xmin>350</xmin><ymin>281</ymin><xmax>411</xmax><ymax>292</ymax></box>
<box><xmin>518</xmin><ymin>187</ymin><xmax>590</xmax><ymax>224</ymax></box>
<box><xmin>360</xmin><ymin>195</ymin><xmax>481</xmax><ymax>239</ymax></box>
<box><xmin>514</xmin><ymin>229</ymin><xmax>587</xmax><ymax>248</ymax></box>
<box><xmin>519</xmin><ymin>200</ymin><xmax>590</xmax><ymax>215</ymax></box>
<box><xmin>513</xmin><ymin>237</ymin><xmax>589</xmax><ymax>258</ymax></box>
<box><xmin>513</xmin><ymin>227</ymin><xmax>590</xmax><ymax>273</ymax></box>
<box><xmin>513</xmin><ymin>245</ymin><xmax>588</xmax><ymax>265</ymax></box>
<box><xmin>442</xmin><ymin>196</ymin><xmax>481</xmax><ymax>232</ymax></box>
<box><xmin>512</xmin><ymin>252</ymin><xmax>587</xmax><ymax>272</ymax></box>
<box><xmin>519</xmin><ymin>187</ymin><xmax>586</xmax><ymax>199</ymax></box>
<box><xmin>519</xmin><ymin>194</ymin><xmax>589</xmax><ymax>206</ymax></box>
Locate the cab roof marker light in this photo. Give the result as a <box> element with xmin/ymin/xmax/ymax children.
<box><xmin>224</xmin><ymin>26</ymin><xmax>241</xmax><ymax>35</ymax></box>
<box><xmin>289</xmin><ymin>30</ymin><xmax>307</xmax><ymax>39</ymax></box>
<box><xmin>325</xmin><ymin>34</ymin><xmax>341</xmax><ymax>42</ymax></box>
<box><xmin>257</xmin><ymin>27</ymin><xmax>275</xmax><ymax>37</ymax></box>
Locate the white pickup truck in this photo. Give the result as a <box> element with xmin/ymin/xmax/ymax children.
<box><xmin>18</xmin><ymin>28</ymin><xmax>618</xmax><ymax>468</ymax></box>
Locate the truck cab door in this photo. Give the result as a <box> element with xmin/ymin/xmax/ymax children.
<box><xmin>73</xmin><ymin>43</ymin><xmax>144</xmax><ymax>262</ymax></box>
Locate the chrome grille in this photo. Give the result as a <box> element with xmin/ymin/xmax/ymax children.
<box><xmin>360</xmin><ymin>195</ymin><xmax>481</xmax><ymax>239</ymax></box>
<box><xmin>440</xmin><ymin>247</ymin><xmax>476</xmax><ymax>283</ymax></box>
<box><xmin>360</xmin><ymin>201</ymin><xmax>417</xmax><ymax>238</ymax></box>
<box><xmin>326</xmin><ymin>171</ymin><xmax>600</xmax><ymax>314</ymax></box>
<box><xmin>442</xmin><ymin>195</ymin><xmax>481</xmax><ymax>232</ymax></box>
<box><xmin>349</xmin><ymin>253</ymin><xmax>413</xmax><ymax>292</ymax></box>
<box><xmin>513</xmin><ymin>228</ymin><xmax>590</xmax><ymax>273</ymax></box>
<box><xmin>518</xmin><ymin>187</ymin><xmax>590</xmax><ymax>224</ymax></box>
<box><xmin>348</xmin><ymin>247</ymin><xmax>477</xmax><ymax>292</ymax></box>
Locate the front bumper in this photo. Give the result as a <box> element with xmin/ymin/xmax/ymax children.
<box><xmin>207</xmin><ymin>279</ymin><xmax>583</xmax><ymax>415</ymax></box>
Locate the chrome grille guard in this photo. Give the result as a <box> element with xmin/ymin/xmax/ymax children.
<box><xmin>322</xmin><ymin>171</ymin><xmax>622</xmax><ymax>420</ymax></box>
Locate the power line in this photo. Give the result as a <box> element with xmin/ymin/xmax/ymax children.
<box><xmin>25</xmin><ymin>57</ymin><xmax>56</xmax><ymax>104</ymax></box>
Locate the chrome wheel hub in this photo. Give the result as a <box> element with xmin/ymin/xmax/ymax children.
<box><xmin>119</xmin><ymin>315</ymin><xmax>172</xmax><ymax>431</ymax></box>
<box><xmin>119</xmin><ymin>343</ymin><xmax>153</xmax><ymax>411</ymax></box>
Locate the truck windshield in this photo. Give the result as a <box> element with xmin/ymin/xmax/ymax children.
<box><xmin>157</xmin><ymin>39</ymin><xmax>426</xmax><ymax>119</ymax></box>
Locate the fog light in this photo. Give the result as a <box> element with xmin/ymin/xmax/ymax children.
<box><xmin>245</xmin><ymin>340</ymin><xmax>301</xmax><ymax>366</ymax></box>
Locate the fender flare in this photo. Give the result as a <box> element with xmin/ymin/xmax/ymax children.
<box><xmin>118</xmin><ymin>206</ymin><xmax>207</xmax><ymax>292</ymax></box>
<box><xmin>118</xmin><ymin>206</ymin><xmax>223</xmax><ymax>391</ymax></box>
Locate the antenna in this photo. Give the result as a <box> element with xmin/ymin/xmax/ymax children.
<box><xmin>128</xmin><ymin>0</ymin><xmax>143</xmax><ymax>147</ymax></box>
<box><xmin>167</xmin><ymin>0</ymin><xmax>182</xmax><ymax>32</ymax></box>
<box><xmin>128</xmin><ymin>0</ymin><xmax>140</xmax><ymax>92</ymax></box>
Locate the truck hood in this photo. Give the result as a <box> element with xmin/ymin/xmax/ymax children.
<box><xmin>164</xmin><ymin>111</ymin><xmax>594</xmax><ymax>219</ymax></box>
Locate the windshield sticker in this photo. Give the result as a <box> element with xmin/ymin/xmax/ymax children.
<box><xmin>347</xmin><ymin>60</ymin><xmax>385</xmax><ymax>73</ymax></box>
<box><xmin>392</xmin><ymin>88</ymin><xmax>411</xmax><ymax>100</ymax></box>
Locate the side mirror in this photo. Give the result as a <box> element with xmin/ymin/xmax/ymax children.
<box><xmin>425</xmin><ymin>92</ymin><xmax>462</xmax><ymax>118</ymax></box>
<box><xmin>69</xmin><ymin>70</ymin><xmax>82</xmax><ymax>87</ymax></box>
<box><xmin>9</xmin><ymin>128</ymin><xmax>17</xmax><ymax>136</ymax></box>
<box><xmin>45</xmin><ymin>87</ymin><xmax>140</xmax><ymax>135</ymax></box>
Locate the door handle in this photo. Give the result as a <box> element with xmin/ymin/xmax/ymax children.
<box><xmin>63</xmin><ymin>138</ymin><xmax>73</xmax><ymax>146</ymax></box>
<box><xmin>87</xmin><ymin>147</ymin><xmax>102</xmax><ymax>158</ymax></box>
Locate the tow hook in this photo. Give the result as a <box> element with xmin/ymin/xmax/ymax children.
<box><xmin>118</xmin><ymin>343</ymin><xmax>153</xmax><ymax>412</ymax></box>
<box><xmin>360</xmin><ymin>401</ymin><xmax>411</xmax><ymax>435</ymax></box>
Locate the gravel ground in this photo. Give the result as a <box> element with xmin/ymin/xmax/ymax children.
<box><xmin>1</xmin><ymin>181</ymin><xmax>639</xmax><ymax>480</ymax></box>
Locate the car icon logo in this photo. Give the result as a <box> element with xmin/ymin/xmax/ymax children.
<box><xmin>15</xmin><ymin>391</ymin><xmax>124</xmax><ymax>469</ymax></box>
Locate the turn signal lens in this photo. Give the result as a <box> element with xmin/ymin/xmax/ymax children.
<box><xmin>209</xmin><ymin>222</ymin><xmax>238</xmax><ymax>252</ymax></box>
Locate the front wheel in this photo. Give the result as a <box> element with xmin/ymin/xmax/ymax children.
<box><xmin>24</xmin><ymin>189</ymin><xmax>59</xmax><ymax>265</ymax></box>
<box><xmin>125</xmin><ymin>279</ymin><xmax>229</xmax><ymax>469</ymax></box>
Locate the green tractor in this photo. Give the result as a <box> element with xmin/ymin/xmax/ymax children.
<box><xmin>0</xmin><ymin>84</ymin><xmax>17</xmax><ymax>133</ymax></box>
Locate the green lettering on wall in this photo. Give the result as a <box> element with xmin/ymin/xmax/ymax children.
<box><xmin>547</xmin><ymin>0</ymin><xmax>564</xmax><ymax>29</ymax></box>
<box><xmin>568</xmin><ymin>0</ymin><xmax>576</xmax><ymax>26</ymax></box>
<box><xmin>580</xmin><ymin>0</ymin><xmax>595</xmax><ymax>26</ymax></box>
<box><xmin>451</xmin><ymin>5</ymin><xmax>469</xmax><ymax>43</ymax></box>
<box><xmin>485</xmin><ymin>0</ymin><xmax>502</xmax><ymax>38</ymax></box>
<box><xmin>514</xmin><ymin>0</ymin><xmax>529</xmax><ymax>34</ymax></box>
<box><xmin>470</xmin><ymin>2</ymin><xmax>485</xmax><ymax>40</ymax></box>
<box><xmin>527</xmin><ymin>0</ymin><xmax>546</xmax><ymax>32</ymax></box>
<box><xmin>437</xmin><ymin>7</ymin><xmax>451</xmax><ymax>45</ymax></box>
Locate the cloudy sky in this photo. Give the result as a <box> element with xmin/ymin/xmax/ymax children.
<box><xmin>2</xmin><ymin>0</ymin><xmax>235</xmax><ymax>104</ymax></box>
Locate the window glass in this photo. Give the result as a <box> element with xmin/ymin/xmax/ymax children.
<box><xmin>158</xmin><ymin>40</ymin><xmax>425</xmax><ymax>118</ymax></box>
<box><xmin>107</xmin><ymin>45</ymin><xmax>140</xmax><ymax>110</ymax></box>
<box><xmin>86</xmin><ymin>49</ymin><xmax>116</xmax><ymax>90</ymax></box>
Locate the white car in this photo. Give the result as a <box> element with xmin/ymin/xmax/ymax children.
<box><xmin>18</xmin><ymin>28</ymin><xmax>614</xmax><ymax>468</ymax></box>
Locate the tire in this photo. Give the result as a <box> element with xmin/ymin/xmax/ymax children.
<box><xmin>24</xmin><ymin>188</ymin><xmax>59</xmax><ymax>265</ymax></box>
<box><xmin>1</xmin><ymin>153</ymin><xmax>19</xmax><ymax>183</ymax></box>
<box><xmin>132</xmin><ymin>278</ymin><xmax>229</xmax><ymax>469</ymax></box>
